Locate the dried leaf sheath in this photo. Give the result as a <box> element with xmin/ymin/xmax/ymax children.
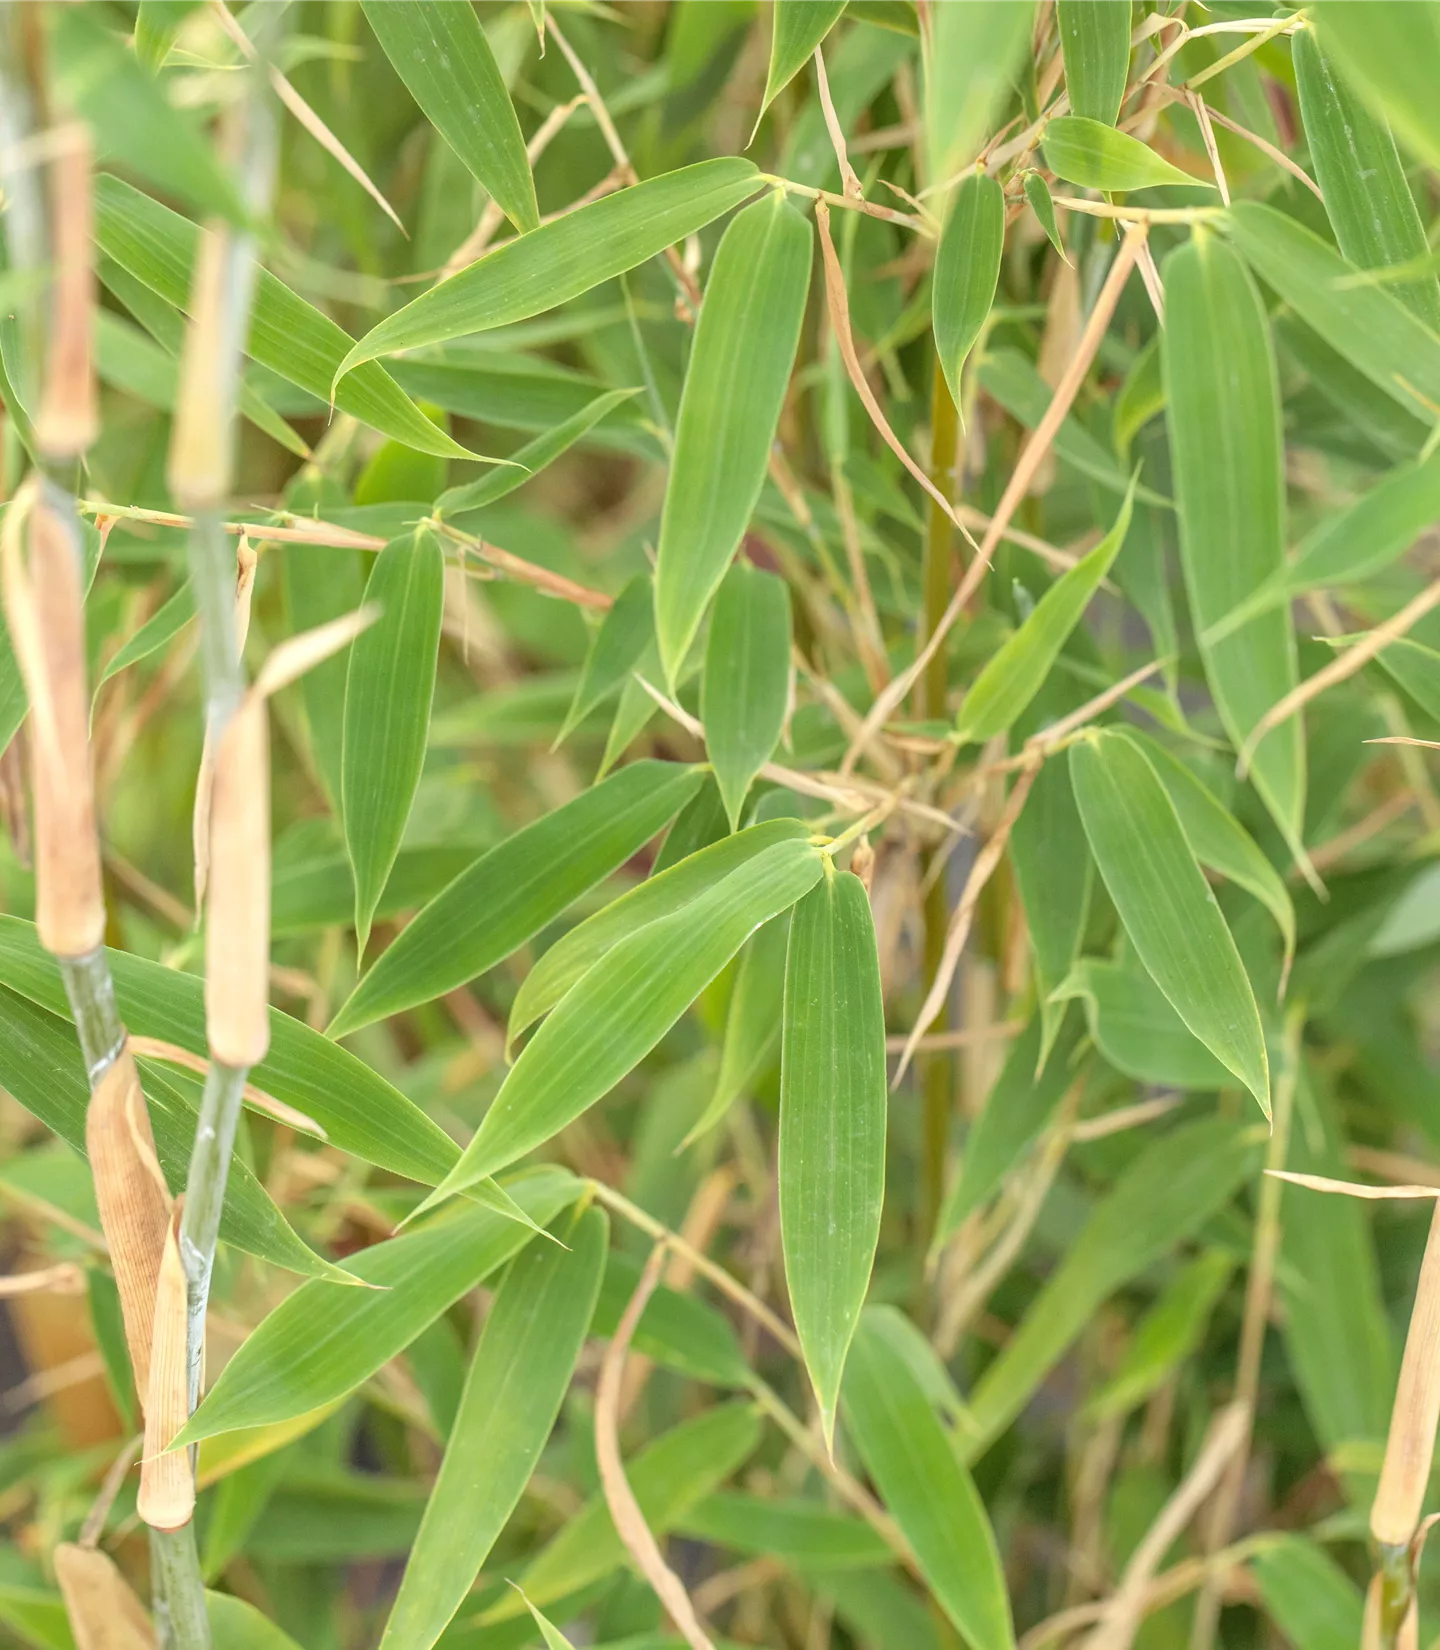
<box><xmin>138</xmin><ymin>1207</ymin><xmax>195</xmax><ymax>1531</ymax></box>
<box><xmin>205</xmin><ymin>693</ymin><xmax>271</xmax><ymax>1067</ymax></box>
<box><xmin>1372</xmin><ymin>1198</ymin><xmax>1440</xmax><ymax>1546</ymax></box>
<box><xmin>85</xmin><ymin>1046</ymin><xmax>172</xmax><ymax>1405</ymax></box>
<box><xmin>53</xmin><ymin>1543</ymin><xmax>156</xmax><ymax>1650</ymax></box>
<box><xmin>35</xmin><ymin>129</ymin><xmax>98</xmax><ymax>460</ymax></box>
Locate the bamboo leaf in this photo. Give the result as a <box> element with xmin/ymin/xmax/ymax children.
<box><xmin>336</xmin><ymin>159</ymin><xmax>763</xmax><ymax>382</ymax></box>
<box><xmin>1251</xmin><ymin>1536</ymin><xmax>1365</xmax><ymax>1650</ymax></box>
<box><xmin>1311</xmin><ymin>0</ymin><xmax>1440</xmax><ymax>176</ymax></box>
<box><xmin>509</xmin><ymin>818</ymin><xmax>811</xmax><ymax>1048</ymax></box>
<box><xmin>207</xmin><ymin>1592</ymin><xmax>306</xmax><ymax>1650</ymax></box>
<box><xmin>135</xmin><ymin>0</ymin><xmax>197</xmax><ymax>71</ymax></box>
<box><xmin>954</xmin><ymin>479</ymin><xmax>1134</xmax><ymax>745</ymax></box>
<box><xmin>843</xmin><ymin>1308</ymin><xmax>1014</xmax><ymax>1650</ymax></box>
<box><xmin>93</xmin><ymin>176</ymin><xmax>487</xmax><ymax>462</ymax></box>
<box><xmin>1043</xmin><ymin>115</ymin><xmax>1204</xmax><ymax>192</ymax></box>
<box><xmin>379</xmin><ymin>1206</ymin><xmax>607</xmax><ymax>1650</ymax></box>
<box><xmin>926</xmin><ymin>1</ymin><xmax>1035</xmax><ymax>183</ymax></box>
<box><xmin>329</xmin><ymin>761</ymin><xmax>704</xmax><ymax>1036</ymax></box>
<box><xmin>1069</xmin><ymin>730</ymin><xmax>1270</xmax><ymax>1113</ymax></box>
<box><xmin>417</xmin><ymin>837</ymin><xmax>825</xmax><ymax>1212</ymax></box>
<box><xmin>932</xmin><ymin>169</ymin><xmax>1004</xmax><ymax>409</ymax></box>
<box><xmin>762</xmin><ymin>1</ymin><xmax>849</xmax><ymax>115</ymax></box>
<box><xmin>1057</xmin><ymin>0</ymin><xmax>1131</xmax><ymax>127</ymax></box>
<box><xmin>342</xmin><ymin>529</ymin><xmax>445</xmax><ymax>950</ymax></box>
<box><xmin>593</xmin><ymin>1251</ymin><xmax>752</xmax><ymax>1388</ymax></box>
<box><xmin>1054</xmin><ymin>954</ymin><xmax>1235</xmax><ymax>1090</ymax></box>
<box><xmin>653</xmin><ymin>192</ymin><xmax>812</xmax><ymax>685</ymax></box>
<box><xmin>1294</xmin><ymin>25</ymin><xmax>1440</xmax><ymax>330</ymax></box>
<box><xmin>363</xmin><ymin>0</ymin><xmax>539</xmax><ymax>235</ymax></box>
<box><xmin>1162</xmin><ymin>227</ymin><xmax>1304</xmax><ymax>847</ymax></box>
<box><xmin>515</xmin><ymin>1592</ymin><xmax>576</xmax><ymax>1650</ymax></box>
<box><xmin>284</xmin><ymin>534</ymin><xmax>367</xmax><ymax>817</ymax></box>
<box><xmin>177</xmin><ymin>1167</ymin><xmax>580</xmax><ymax>1445</ymax></box>
<box><xmin>554</xmin><ymin>572</ymin><xmax>655</xmax><ymax>748</ymax></box>
<box><xmin>702</xmin><ymin>562</ymin><xmax>792</xmax><ymax>827</ymax></box>
<box><xmin>94</xmin><ymin>577</ymin><xmax>195</xmax><ymax>695</ymax></box>
<box><xmin>962</xmin><ymin>1116</ymin><xmax>1259</xmax><ymax>1455</ymax></box>
<box><xmin>678</xmin><ymin>1491</ymin><xmax>891</xmax><ymax>1570</ymax></box>
<box><xmin>1023</xmin><ymin>171</ymin><xmax>1066</xmax><ymax>261</ymax></box>
<box><xmin>780</xmin><ymin>869</ymin><xmax>886</xmax><ymax>1445</ymax></box>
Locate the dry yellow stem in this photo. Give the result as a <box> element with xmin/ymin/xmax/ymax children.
<box><xmin>1</xmin><ymin>484</ymin><xmax>105</xmax><ymax>956</ymax></box>
<box><xmin>86</xmin><ymin>1046</ymin><xmax>172</xmax><ymax>1405</ymax></box>
<box><xmin>36</xmin><ymin>128</ymin><xmax>98</xmax><ymax>460</ymax></box>
<box><xmin>1373</xmin><ymin>1198</ymin><xmax>1440</xmax><ymax>1546</ymax></box>
<box><xmin>137</xmin><ymin>1208</ymin><xmax>195</xmax><ymax>1531</ymax></box>
<box><xmin>53</xmin><ymin>1542</ymin><xmax>156</xmax><ymax>1650</ymax></box>
<box><xmin>0</xmin><ymin>1262</ymin><xmax>85</xmax><ymax>1297</ymax></box>
<box><xmin>205</xmin><ymin>693</ymin><xmax>271</xmax><ymax>1067</ymax></box>
<box><xmin>127</xmin><ymin>1036</ymin><xmax>324</xmax><ymax>1137</ymax></box>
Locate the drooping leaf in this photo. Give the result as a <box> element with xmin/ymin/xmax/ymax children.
<box><xmin>1054</xmin><ymin>954</ymin><xmax>1235</xmax><ymax>1091</ymax></box>
<box><xmin>925</xmin><ymin>2</ymin><xmax>1035</xmax><ymax>183</ymax></box>
<box><xmin>363</xmin><ymin>0</ymin><xmax>539</xmax><ymax>234</ymax></box>
<box><xmin>1023</xmin><ymin>170</ymin><xmax>1066</xmax><ymax>260</ymax></box>
<box><xmin>961</xmin><ymin>1117</ymin><xmax>1259</xmax><ymax>1456</ymax></box>
<box><xmin>337</xmin><ymin>160</ymin><xmax>763</xmax><ymax>381</ymax></box>
<box><xmin>94</xmin><ymin>578</ymin><xmax>195</xmax><ymax>695</ymax></box>
<box><xmin>702</xmin><ymin>561</ymin><xmax>792</xmax><ymax>827</ymax></box>
<box><xmin>761</xmin><ymin>1</ymin><xmax>849</xmax><ymax>116</ymax></box>
<box><xmin>932</xmin><ymin>169</ymin><xmax>1004</xmax><ymax>408</ymax></box>
<box><xmin>1162</xmin><ymin>227</ymin><xmax>1304</xmax><ymax>847</ymax></box>
<box><xmin>780</xmin><ymin>869</ymin><xmax>886</xmax><ymax>1445</ymax></box>
<box><xmin>329</xmin><ymin>761</ymin><xmax>704</xmax><ymax>1035</ymax></box>
<box><xmin>553</xmin><ymin>572</ymin><xmax>655</xmax><ymax>748</ymax></box>
<box><xmin>1069</xmin><ymin>730</ymin><xmax>1270</xmax><ymax>1114</ymax></box>
<box><xmin>843</xmin><ymin>1309</ymin><xmax>1014</xmax><ymax>1650</ymax></box>
<box><xmin>685</xmin><ymin>910</ymin><xmax>790</xmax><ymax>1147</ymax></box>
<box><xmin>177</xmin><ymin>1168</ymin><xmax>579</xmax><ymax>1445</ymax></box>
<box><xmin>417</xmin><ymin>837</ymin><xmax>825</xmax><ymax>1211</ymax></box>
<box><xmin>342</xmin><ymin>529</ymin><xmax>445</xmax><ymax>950</ymax></box>
<box><xmin>1043</xmin><ymin>115</ymin><xmax>1203</xmax><ymax>191</ymax></box>
<box><xmin>1057</xmin><ymin>0</ymin><xmax>1131</xmax><ymax>126</ymax></box>
<box><xmin>379</xmin><ymin>1206</ymin><xmax>607</xmax><ymax>1650</ymax></box>
<box><xmin>653</xmin><ymin>192</ymin><xmax>812</xmax><ymax>685</ymax></box>
<box><xmin>954</xmin><ymin>479</ymin><xmax>1134</xmax><ymax>745</ymax></box>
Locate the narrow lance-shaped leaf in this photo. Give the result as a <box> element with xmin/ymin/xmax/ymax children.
<box><xmin>955</xmin><ymin>478</ymin><xmax>1135</xmax><ymax>745</ymax></box>
<box><xmin>343</xmin><ymin>529</ymin><xmax>444</xmax><ymax>951</ymax></box>
<box><xmin>329</xmin><ymin>761</ymin><xmax>704</xmax><ymax>1036</ymax></box>
<box><xmin>1054</xmin><ymin>954</ymin><xmax>1234</xmax><ymax>1091</ymax></box>
<box><xmin>336</xmin><ymin>159</ymin><xmax>763</xmax><ymax>383</ymax></box>
<box><xmin>702</xmin><ymin>562</ymin><xmax>792</xmax><ymax>828</ymax></box>
<box><xmin>1069</xmin><ymin>729</ymin><xmax>1270</xmax><ymax>1114</ymax></box>
<box><xmin>415</xmin><ymin>837</ymin><xmax>825</xmax><ymax>1214</ymax></box>
<box><xmin>1162</xmin><ymin>228</ymin><xmax>1304</xmax><ymax>848</ymax></box>
<box><xmin>363</xmin><ymin>0</ymin><xmax>539</xmax><ymax>235</ymax></box>
<box><xmin>932</xmin><ymin>169</ymin><xmax>1004</xmax><ymax>408</ymax></box>
<box><xmin>780</xmin><ymin>868</ymin><xmax>886</xmax><ymax>1447</ymax></box>
<box><xmin>1043</xmin><ymin>116</ymin><xmax>1204</xmax><ymax>191</ymax></box>
<box><xmin>1058</xmin><ymin>0</ymin><xmax>1131</xmax><ymax>126</ymax></box>
<box><xmin>1311</xmin><ymin>0</ymin><xmax>1440</xmax><ymax>177</ymax></box>
<box><xmin>1023</xmin><ymin>170</ymin><xmax>1066</xmax><ymax>261</ymax></box>
<box><xmin>379</xmin><ymin>1206</ymin><xmax>607</xmax><ymax>1650</ymax></box>
<box><xmin>1293</xmin><ymin>26</ymin><xmax>1440</xmax><ymax>330</ymax></box>
<box><xmin>926</xmin><ymin>2</ymin><xmax>1035</xmax><ymax>184</ymax></box>
<box><xmin>653</xmin><ymin>191</ymin><xmax>812</xmax><ymax>685</ymax></box>
<box><xmin>761</xmin><ymin>0</ymin><xmax>849</xmax><ymax>116</ymax></box>
<box><xmin>554</xmin><ymin>571</ymin><xmax>654</xmax><ymax>749</ymax></box>
<box><xmin>207</xmin><ymin>1592</ymin><xmax>307</xmax><ymax>1650</ymax></box>
<box><xmin>843</xmin><ymin>1309</ymin><xmax>1015</xmax><ymax>1650</ymax></box>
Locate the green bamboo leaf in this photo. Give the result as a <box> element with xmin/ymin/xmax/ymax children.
<box><xmin>653</xmin><ymin>193</ymin><xmax>812</xmax><ymax>685</ymax></box>
<box><xmin>597</xmin><ymin>663</ymin><xmax>661</xmax><ymax>780</ymax></box>
<box><xmin>932</xmin><ymin>170</ymin><xmax>1004</xmax><ymax>409</ymax></box>
<box><xmin>1069</xmin><ymin>730</ymin><xmax>1270</xmax><ymax>1113</ymax></box>
<box><xmin>342</xmin><ymin>529</ymin><xmax>445</xmax><ymax>951</ymax></box>
<box><xmin>52</xmin><ymin>7</ymin><xmax>248</xmax><ymax>224</ymax></box>
<box><xmin>554</xmin><ymin>572</ymin><xmax>655</xmax><ymax>749</ymax></box>
<box><xmin>515</xmin><ymin>1591</ymin><xmax>576</xmax><ymax>1650</ymax></box>
<box><xmin>208</xmin><ymin>1591</ymin><xmax>305</xmax><ymax>1650</ymax></box>
<box><xmin>509</xmin><ymin>818</ymin><xmax>810</xmax><ymax>1048</ymax></box>
<box><xmin>1118</xmin><ymin>730</ymin><xmax>1295</xmax><ymax>971</ymax></box>
<box><xmin>1054</xmin><ymin>954</ymin><xmax>1234</xmax><ymax>1090</ymax></box>
<box><xmin>93</xmin><ymin>176</ymin><xmax>486</xmax><ymax>462</ymax></box>
<box><xmin>1112</xmin><ymin>333</ymin><xmax>1162</xmax><ymax>458</ymax></box>
<box><xmin>679</xmin><ymin>1491</ymin><xmax>891</xmax><ymax>1570</ymax></box>
<box><xmin>926</xmin><ymin>2</ymin><xmax>1034</xmax><ymax>183</ymax></box>
<box><xmin>961</xmin><ymin>1116</ymin><xmax>1259</xmax><ymax>1455</ymax></box>
<box><xmin>1375</xmin><ymin>634</ymin><xmax>1440</xmax><ymax>722</ymax></box>
<box><xmin>684</xmin><ymin>911</ymin><xmax>790</xmax><ymax>1148</ymax></box>
<box><xmin>1162</xmin><ymin>228</ymin><xmax>1304</xmax><ymax>847</ymax></box>
<box><xmin>0</xmin><ymin>917</ymin><xmax>459</xmax><ymax>1185</ymax></box>
<box><xmin>284</xmin><ymin>539</ymin><xmax>367</xmax><ymax>816</ymax></box>
<box><xmin>1022</xmin><ymin>171</ymin><xmax>1066</xmax><ymax>261</ymax></box>
<box><xmin>135</xmin><ymin>0</ymin><xmax>198</xmax><ymax>71</ymax></box>
<box><xmin>593</xmin><ymin>1250</ymin><xmax>751</xmax><ymax>1388</ymax></box>
<box><xmin>780</xmin><ymin>869</ymin><xmax>886</xmax><ymax>1446</ymax></box>
<box><xmin>363</xmin><ymin>0</ymin><xmax>539</xmax><ymax>235</ymax></box>
<box><xmin>1251</xmin><ymin>1536</ymin><xmax>1365</xmax><ymax>1650</ymax></box>
<box><xmin>1276</xmin><ymin>309</ymin><xmax>1428</xmax><ymax>466</ymax></box>
<box><xmin>1085</xmin><ymin>1249</ymin><xmax>1233</xmax><ymax>1422</ymax></box>
<box><xmin>329</xmin><ymin>761</ymin><xmax>704</xmax><ymax>1036</ymax></box>
<box><xmin>843</xmin><ymin>1309</ymin><xmax>1014</xmax><ymax>1650</ymax></box>
<box><xmin>1294</xmin><ymin>26</ymin><xmax>1440</xmax><ymax>330</ymax></box>
<box><xmin>492</xmin><ymin>1403</ymin><xmax>762</xmax><ymax>1618</ymax></box>
<box><xmin>437</xmin><ymin>389</ymin><xmax>641</xmax><ymax>519</ymax></box>
<box><xmin>336</xmin><ymin>159</ymin><xmax>762</xmax><ymax>382</ymax></box>
<box><xmin>761</xmin><ymin>1</ymin><xmax>849</xmax><ymax>115</ymax></box>
<box><xmin>702</xmin><ymin>562</ymin><xmax>792</xmax><ymax>827</ymax></box>
<box><xmin>1057</xmin><ymin>0</ymin><xmax>1131</xmax><ymax>126</ymax></box>
<box><xmin>204</xmin><ymin>1452</ymin><xmax>289</xmax><ymax>1580</ymax></box>
<box><xmin>1043</xmin><ymin>115</ymin><xmax>1204</xmax><ymax>192</ymax></box>
<box><xmin>1311</xmin><ymin>0</ymin><xmax>1440</xmax><ymax>176</ymax></box>
<box><xmin>417</xmin><ymin>837</ymin><xmax>825</xmax><ymax>1213</ymax></box>
<box><xmin>380</xmin><ymin>1206</ymin><xmax>606</xmax><ymax>1650</ymax></box>
<box><xmin>954</xmin><ymin>479</ymin><xmax>1134</xmax><ymax>745</ymax></box>
<box><xmin>94</xmin><ymin>578</ymin><xmax>195</xmax><ymax>697</ymax></box>
<box><xmin>177</xmin><ymin>1167</ymin><xmax>579</xmax><ymax>1445</ymax></box>
<box><xmin>1226</xmin><ymin>202</ymin><xmax>1440</xmax><ymax>427</ymax></box>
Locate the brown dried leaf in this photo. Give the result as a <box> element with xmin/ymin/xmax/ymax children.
<box><xmin>137</xmin><ymin>1206</ymin><xmax>194</xmax><ymax>1531</ymax></box>
<box><xmin>54</xmin><ymin>1542</ymin><xmax>155</xmax><ymax>1650</ymax></box>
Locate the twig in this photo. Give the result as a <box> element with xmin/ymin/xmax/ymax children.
<box><xmin>813</xmin><ymin>48</ymin><xmax>863</xmax><ymax>200</ymax></box>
